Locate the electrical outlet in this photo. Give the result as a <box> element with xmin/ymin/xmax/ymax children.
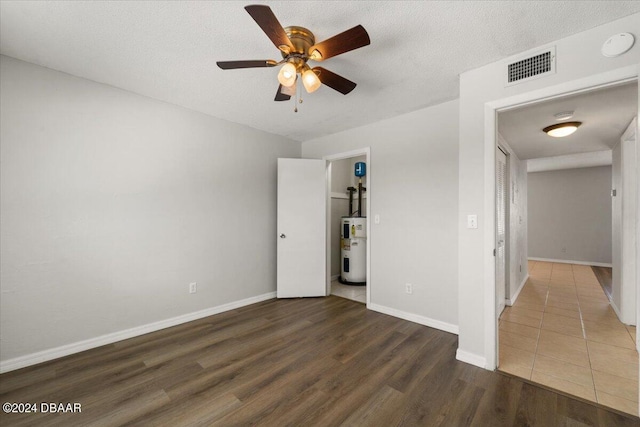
<box><xmin>374</xmin><ymin>214</ymin><xmax>380</xmax><ymax>224</ymax></box>
<box><xmin>561</xmin><ymin>247</ymin><xmax>566</xmax><ymax>253</ymax></box>
<box><xmin>189</xmin><ymin>282</ymin><xmax>197</xmax><ymax>294</ymax></box>
<box><xmin>405</xmin><ymin>283</ymin><xmax>413</xmax><ymax>294</ymax></box>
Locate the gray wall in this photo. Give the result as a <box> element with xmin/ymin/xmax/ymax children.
<box><xmin>528</xmin><ymin>166</ymin><xmax>612</xmax><ymax>264</ymax></box>
<box><xmin>303</xmin><ymin>100</ymin><xmax>459</xmax><ymax>331</ymax></box>
<box><xmin>0</xmin><ymin>56</ymin><xmax>300</xmax><ymax>362</ymax></box>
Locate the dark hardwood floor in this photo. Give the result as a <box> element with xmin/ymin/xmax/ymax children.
<box><xmin>592</xmin><ymin>266</ymin><xmax>613</xmax><ymax>300</ymax></box>
<box><xmin>1</xmin><ymin>296</ymin><xmax>637</xmax><ymax>426</ymax></box>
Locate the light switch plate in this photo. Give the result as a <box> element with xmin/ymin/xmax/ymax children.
<box><xmin>467</xmin><ymin>215</ymin><xmax>478</xmax><ymax>229</ymax></box>
<box><xmin>374</xmin><ymin>214</ymin><xmax>380</xmax><ymax>224</ymax></box>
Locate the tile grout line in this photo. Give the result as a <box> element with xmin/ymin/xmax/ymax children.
<box><xmin>572</xmin><ymin>265</ymin><xmax>599</xmax><ymax>404</ymax></box>
<box><xmin>531</xmin><ymin>276</ymin><xmax>550</xmax><ymax>381</ymax></box>
<box><xmin>510</xmin><ymin>263</ymin><xmax>637</xmax><ymax>414</ymax></box>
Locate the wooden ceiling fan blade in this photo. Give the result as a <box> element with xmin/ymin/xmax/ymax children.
<box><xmin>314</xmin><ymin>67</ymin><xmax>357</xmax><ymax>95</ymax></box>
<box><xmin>309</xmin><ymin>25</ymin><xmax>370</xmax><ymax>61</ymax></box>
<box><xmin>217</xmin><ymin>60</ymin><xmax>277</xmax><ymax>70</ymax></box>
<box><xmin>244</xmin><ymin>5</ymin><xmax>294</xmax><ymax>53</ymax></box>
<box><xmin>275</xmin><ymin>84</ymin><xmax>292</xmax><ymax>101</ymax></box>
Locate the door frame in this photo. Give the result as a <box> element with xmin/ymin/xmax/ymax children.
<box><xmin>483</xmin><ymin>65</ymin><xmax>639</xmax><ymax>371</ymax></box>
<box><xmin>323</xmin><ymin>147</ymin><xmax>371</xmax><ymax>307</ymax></box>
<box><xmin>495</xmin><ymin>145</ymin><xmax>509</xmax><ymax>321</ymax></box>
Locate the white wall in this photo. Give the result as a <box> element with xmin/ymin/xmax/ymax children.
<box><xmin>0</xmin><ymin>56</ymin><xmax>300</xmax><ymax>365</ymax></box>
<box><xmin>528</xmin><ymin>166</ymin><xmax>612</xmax><ymax>265</ymax></box>
<box><xmin>303</xmin><ymin>100</ymin><xmax>459</xmax><ymax>332</ymax></box>
<box><xmin>497</xmin><ymin>135</ymin><xmax>528</xmax><ymax>303</ymax></box>
<box><xmin>458</xmin><ymin>13</ymin><xmax>640</xmax><ymax>368</ymax></box>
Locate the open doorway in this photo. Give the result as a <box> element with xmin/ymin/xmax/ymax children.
<box><xmin>495</xmin><ymin>81</ymin><xmax>638</xmax><ymax>415</ymax></box>
<box><xmin>324</xmin><ymin>148</ymin><xmax>371</xmax><ymax>306</ymax></box>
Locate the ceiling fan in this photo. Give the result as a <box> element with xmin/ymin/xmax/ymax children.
<box><xmin>217</xmin><ymin>4</ymin><xmax>370</xmax><ymax>103</ymax></box>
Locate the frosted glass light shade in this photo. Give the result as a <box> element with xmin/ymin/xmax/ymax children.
<box><xmin>543</xmin><ymin>122</ymin><xmax>582</xmax><ymax>138</ymax></box>
<box><xmin>302</xmin><ymin>69</ymin><xmax>321</xmax><ymax>93</ymax></box>
<box><xmin>278</xmin><ymin>63</ymin><xmax>297</xmax><ymax>87</ymax></box>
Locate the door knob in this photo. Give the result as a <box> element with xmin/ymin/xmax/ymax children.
<box><xmin>280</xmin><ymin>234</ymin><xmax>286</xmax><ymax>238</ymax></box>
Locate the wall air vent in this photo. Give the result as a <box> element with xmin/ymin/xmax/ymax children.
<box><xmin>505</xmin><ymin>46</ymin><xmax>556</xmax><ymax>86</ymax></box>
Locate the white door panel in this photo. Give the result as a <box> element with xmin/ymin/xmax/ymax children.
<box><xmin>277</xmin><ymin>158</ymin><xmax>326</xmax><ymax>298</ymax></box>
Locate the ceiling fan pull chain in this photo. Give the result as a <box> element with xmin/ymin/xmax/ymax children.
<box><xmin>294</xmin><ymin>76</ymin><xmax>300</xmax><ymax>112</ymax></box>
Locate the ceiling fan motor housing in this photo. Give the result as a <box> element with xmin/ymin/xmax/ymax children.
<box><xmin>282</xmin><ymin>26</ymin><xmax>315</xmax><ymax>61</ymax></box>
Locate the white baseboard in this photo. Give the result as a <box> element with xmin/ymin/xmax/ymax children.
<box><xmin>368</xmin><ymin>303</ymin><xmax>459</xmax><ymax>335</ymax></box>
<box><xmin>528</xmin><ymin>257</ymin><xmax>612</xmax><ymax>268</ymax></box>
<box><xmin>608</xmin><ymin>299</ymin><xmax>636</xmax><ymax>326</ymax></box>
<box><xmin>456</xmin><ymin>349</ymin><xmax>487</xmax><ymax>369</ymax></box>
<box><xmin>610</xmin><ymin>299</ymin><xmax>623</xmax><ymax>322</ymax></box>
<box><xmin>506</xmin><ymin>274</ymin><xmax>529</xmax><ymax>306</ymax></box>
<box><xmin>0</xmin><ymin>292</ymin><xmax>276</xmax><ymax>374</ymax></box>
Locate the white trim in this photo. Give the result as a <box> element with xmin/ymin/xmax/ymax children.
<box><xmin>369</xmin><ymin>303</ymin><xmax>459</xmax><ymax>335</ymax></box>
<box><xmin>455</xmin><ymin>349</ymin><xmax>487</xmax><ymax>369</ymax></box>
<box><xmin>528</xmin><ymin>257</ymin><xmax>612</xmax><ymax>268</ymax></box>
<box><xmin>484</xmin><ymin>102</ymin><xmax>498</xmax><ymax>372</ymax></box>
<box><xmin>610</xmin><ymin>299</ymin><xmax>624</xmax><ymax>322</ymax></box>
<box><xmin>507</xmin><ymin>274</ymin><xmax>529</xmax><ymax>306</ymax></box>
<box><xmin>482</xmin><ymin>65</ymin><xmax>639</xmax><ymax>371</ymax></box>
<box><xmin>526</xmin><ymin>151</ymin><xmax>612</xmax><ymax>173</ymax></box>
<box><xmin>0</xmin><ymin>292</ymin><xmax>276</xmax><ymax>374</ymax></box>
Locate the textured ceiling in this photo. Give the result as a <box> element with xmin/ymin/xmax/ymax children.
<box><xmin>1</xmin><ymin>1</ymin><xmax>639</xmax><ymax>141</ymax></box>
<box><xmin>498</xmin><ymin>81</ymin><xmax>638</xmax><ymax>160</ymax></box>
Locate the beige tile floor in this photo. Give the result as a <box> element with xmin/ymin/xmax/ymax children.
<box><xmin>499</xmin><ymin>260</ymin><xmax>639</xmax><ymax>416</ymax></box>
<box><xmin>331</xmin><ymin>279</ymin><xmax>366</xmax><ymax>303</ymax></box>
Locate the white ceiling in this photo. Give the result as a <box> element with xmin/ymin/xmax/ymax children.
<box><xmin>498</xmin><ymin>81</ymin><xmax>638</xmax><ymax>160</ymax></box>
<box><xmin>1</xmin><ymin>1</ymin><xmax>639</xmax><ymax>142</ymax></box>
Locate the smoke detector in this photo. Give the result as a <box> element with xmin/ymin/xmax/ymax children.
<box><xmin>601</xmin><ymin>33</ymin><xmax>635</xmax><ymax>58</ymax></box>
<box><xmin>554</xmin><ymin>111</ymin><xmax>574</xmax><ymax>121</ymax></box>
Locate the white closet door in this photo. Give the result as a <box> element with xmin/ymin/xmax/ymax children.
<box><xmin>277</xmin><ymin>158</ymin><xmax>327</xmax><ymax>298</ymax></box>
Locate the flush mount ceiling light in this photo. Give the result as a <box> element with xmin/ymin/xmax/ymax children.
<box><xmin>543</xmin><ymin>121</ymin><xmax>582</xmax><ymax>137</ymax></box>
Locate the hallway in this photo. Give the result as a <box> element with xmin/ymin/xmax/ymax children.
<box><xmin>498</xmin><ymin>261</ymin><xmax>638</xmax><ymax>416</ymax></box>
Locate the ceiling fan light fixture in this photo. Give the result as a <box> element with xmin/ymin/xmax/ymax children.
<box><xmin>302</xmin><ymin>67</ymin><xmax>321</xmax><ymax>93</ymax></box>
<box><xmin>309</xmin><ymin>49</ymin><xmax>323</xmax><ymax>61</ymax></box>
<box><xmin>543</xmin><ymin>121</ymin><xmax>582</xmax><ymax>138</ymax></box>
<box><xmin>278</xmin><ymin>62</ymin><xmax>297</xmax><ymax>87</ymax></box>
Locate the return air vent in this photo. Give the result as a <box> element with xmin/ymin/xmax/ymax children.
<box><xmin>505</xmin><ymin>47</ymin><xmax>556</xmax><ymax>86</ymax></box>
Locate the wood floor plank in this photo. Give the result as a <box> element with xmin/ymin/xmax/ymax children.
<box><xmin>1</xmin><ymin>296</ymin><xmax>638</xmax><ymax>426</ymax></box>
<box><xmin>470</xmin><ymin>374</ymin><xmax>523</xmax><ymax>426</ymax></box>
<box><xmin>514</xmin><ymin>382</ymin><xmax>559</xmax><ymax>426</ymax></box>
